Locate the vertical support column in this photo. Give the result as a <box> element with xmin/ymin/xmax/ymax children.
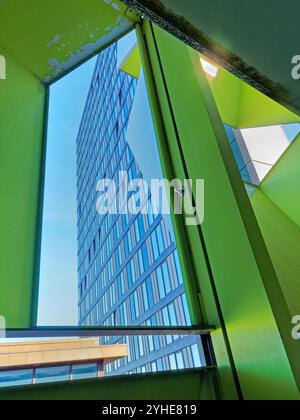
<box><xmin>137</xmin><ymin>21</ymin><xmax>300</xmax><ymax>400</ymax></box>
<box><xmin>70</xmin><ymin>365</ymin><xmax>74</xmax><ymax>382</ymax></box>
<box><xmin>136</xmin><ymin>22</ymin><xmax>237</xmax><ymax>401</ymax></box>
<box><xmin>0</xmin><ymin>47</ymin><xmax>47</xmax><ymax>328</ymax></box>
<box><xmin>97</xmin><ymin>361</ymin><xmax>104</xmax><ymax>378</ymax></box>
<box><xmin>32</xmin><ymin>368</ymin><xmax>36</xmax><ymax>385</ymax></box>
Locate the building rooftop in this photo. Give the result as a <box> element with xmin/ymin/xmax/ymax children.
<box><xmin>0</xmin><ymin>339</ymin><xmax>128</xmax><ymax>371</ymax></box>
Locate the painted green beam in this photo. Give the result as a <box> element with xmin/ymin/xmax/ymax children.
<box><xmin>251</xmin><ymin>188</ymin><xmax>300</xmax><ymax>317</ymax></box>
<box><xmin>0</xmin><ymin>48</ymin><xmax>46</xmax><ymax>328</ymax></box>
<box><xmin>118</xmin><ymin>44</ymin><xmax>300</xmax><ymax>128</ymax></box>
<box><xmin>140</xmin><ymin>21</ymin><xmax>299</xmax><ymax>400</ymax></box>
<box><xmin>236</xmin><ymin>79</ymin><xmax>299</xmax><ymax>128</ymax></box>
<box><xmin>0</xmin><ymin>368</ymin><xmax>218</xmax><ymax>400</ymax></box>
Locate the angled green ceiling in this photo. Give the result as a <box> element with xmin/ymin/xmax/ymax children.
<box><xmin>120</xmin><ymin>0</ymin><xmax>300</xmax><ymax>116</ymax></box>
<box><xmin>205</xmin><ymin>60</ymin><xmax>300</xmax><ymax>129</ymax></box>
<box><xmin>0</xmin><ymin>0</ymin><xmax>138</xmax><ymax>83</ymax></box>
<box><xmin>117</xmin><ymin>46</ymin><xmax>300</xmax><ymax>128</ymax></box>
<box><xmin>250</xmin><ymin>134</ymin><xmax>300</xmax><ymax>318</ymax></box>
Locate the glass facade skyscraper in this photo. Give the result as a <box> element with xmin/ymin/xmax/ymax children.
<box><xmin>76</xmin><ymin>41</ymin><xmax>203</xmax><ymax>375</ymax></box>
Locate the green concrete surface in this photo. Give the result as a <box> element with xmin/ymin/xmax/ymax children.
<box><xmin>259</xmin><ymin>133</ymin><xmax>300</xmax><ymax>228</ymax></box>
<box><xmin>250</xmin><ymin>134</ymin><xmax>300</xmax><ymax>322</ymax></box>
<box><xmin>0</xmin><ymin>0</ymin><xmax>137</xmax><ymax>83</ymax></box>
<box><xmin>251</xmin><ymin>189</ymin><xmax>300</xmax><ymax>317</ymax></box>
<box><xmin>207</xmin><ymin>64</ymin><xmax>299</xmax><ymax>128</ymax></box>
<box><xmin>0</xmin><ymin>368</ymin><xmax>218</xmax><ymax>401</ymax></box>
<box><xmin>120</xmin><ymin>0</ymin><xmax>300</xmax><ymax>115</ymax></box>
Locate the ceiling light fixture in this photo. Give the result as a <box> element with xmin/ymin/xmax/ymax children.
<box><xmin>200</xmin><ymin>58</ymin><xmax>218</xmax><ymax>78</ymax></box>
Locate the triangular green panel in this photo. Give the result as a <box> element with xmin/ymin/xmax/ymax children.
<box><xmin>259</xmin><ymin>133</ymin><xmax>300</xmax><ymax>228</ymax></box>
<box><xmin>205</xmin><ymin>60</ymin><xmax>300</xmax><ymax>128</ymax></box>
<box><xmin>0</xmin><ymin>0</ymin><xmax>136</xmax><ymax>83</ymax></box>
<box><xmin>251</xmin><ymin>189</ymin><xmax>300</xmax><ymax>316</ymax></box>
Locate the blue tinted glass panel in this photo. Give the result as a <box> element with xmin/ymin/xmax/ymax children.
<box><xmin>72</xmin><ymin>364</ymin><xmax>98</xmax><ymax>380</ymax></box>
<box><xmin>35</xmin><ymin>366</ymin><xmax>70</xmax><ymax>384</ymax></box>
<box><xmin>0</xmin><ymin>370</ymin><xmax>33</xmax><ymax>388</ymax></box>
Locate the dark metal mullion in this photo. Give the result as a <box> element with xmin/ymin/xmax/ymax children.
<box><xmin>5</xmin><ymin>326</ymin><xmax>214</xmax><ymax>339</ymax></box>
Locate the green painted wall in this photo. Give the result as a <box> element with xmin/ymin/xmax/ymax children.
<box><xmin>259</xmin><ymin>134</ymin><xmax>300</xmax><ymax>228</ymax></box>
<box><xmin>137</xmin><ymin>23</ymin><xmax>237</xmax><ymax>400</ymax></box>
<box><xmin>251</xmin><ymin>189</ymin><xmax>300</xmax><ymax>317</ymax></box>
<box><xmin>0</xmin><ymin>47</ymin><xmax>46</xmax><ymax>328</ymax></box>
<box><xmin>206</xmin><ymin>63</ymin><xmax>299</xmax><ymax>129</ymax></box>
<box><xmin>250</xmin><ymin>134</ymin><xmax>300</xmax><ymax>321</ymax></box>
<box><xmin>0</xmin><ymin>369</ymin><xmax>217</xmax><ymax>400</ymax></box>
<box><xmin>237</xmin><ymin>82</ymin><xmax>299</xmax><ymax>128</ymax></box>
<box><xmin>133</xmin><ymin>0</ymin><xmax>300</xmax><ymax>115</ymax></box>
<box><xmin>142</xmin><ymin>22</ymin><xmax>299</xmax><ymax>400</ymax></box>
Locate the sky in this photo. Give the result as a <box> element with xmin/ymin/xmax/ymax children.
<box><xmin>38</xmin><ymin>57</ymin><xmax>96</xmax><ymax>326</ymax></box>
<box><xmin>282</xmin><ymin>122</ymin><xmax>300</xmax><ymax>142</ymax></box>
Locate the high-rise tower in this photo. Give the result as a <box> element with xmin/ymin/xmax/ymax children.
<box><xmin>76</xmin><ymin>41</ymin><xmax>203</xmax><ymax>375</ymax></box>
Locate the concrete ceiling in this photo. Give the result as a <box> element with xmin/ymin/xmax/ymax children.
<box><xmin>0</xmin><ymin>0</ymin><xmax>138</xmax><ymax>83</ymax></box>
<box><xmin>120</xmin><ymin>0</ymin><xmax>300</xmax><ymax>115</ymax></box>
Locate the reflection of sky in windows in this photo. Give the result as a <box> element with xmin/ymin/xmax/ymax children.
<box><xmin>72</xmin><ymin>364</ymin><xmax>98</xmax><ymax>380</ymax></box>
<box><xmin>0</xmin><ymin>363</ymin><xmax>100</xmax><ymax>388</ymax></box>
<box><xmin>225</xmin><ymin>122</ymin><xmax>300</xmax><ymax>186</ymax></box>
<box><xmin>35</xmin><ymin>366</ymin><xmax>70</xmax><ymax>384</ymax></box>
<box><xmin>282</xmin><ymin>123</ymin><xmax>300</xmax><ymax>143</ymax></box>
<box><xmin>0</xmin><ymin>369</ymin><xmax>32</xmax><ymax>388</ymax></box>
